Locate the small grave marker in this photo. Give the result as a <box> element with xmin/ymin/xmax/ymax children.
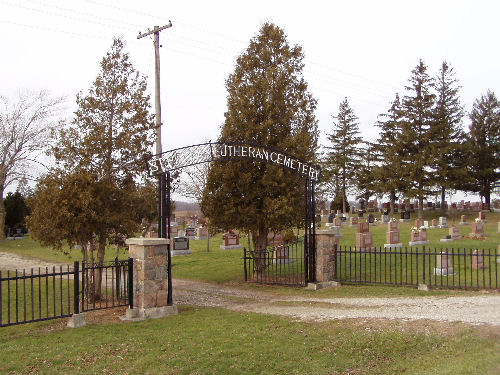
<box><xmin>471</xmin><ymin>221</ymin><xmax>485</xmax><ymax>237</ymax></box>
<box><xmin>471</xmin><ymin>249</ymin><xmax>485</xmax><ymax>270</ymax></box>
<box><xmin>434</xmin><ymin>252</ymin><xmax>454</xmax><ymax>275</ymax></box>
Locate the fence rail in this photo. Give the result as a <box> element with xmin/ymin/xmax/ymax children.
<box><xmin>336</xmin><ymin>246</ymin><xmax>499</xmax><ymax>290</ymax></box>
<box><xmin>1</xmin><ymin>258</ymin><xmax>132</xmax><ymax>327</ymax></box>
<box><xmin>243</xmin><ymin>240</ymin><xmax>306</xmax><ymax>286</ymax></box>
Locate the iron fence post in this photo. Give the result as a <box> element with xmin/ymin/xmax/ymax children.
<box><xmin>422</xmin><ymin>246</ymin><xmax>426</xmax><ymax>285</ymax></box>
<box><xmin>73</xmin><ymin>261</ymin><xmax>80</xmax><ymax>314</ymax></box>
<box><xmin>128</xmin><ymin>257</ymin><xmax>133</xmax><ymax>309</ymax></box>
<box><xmin>114</xmin><ymin>257</ymin><xmax>120</xmax><ymax>299</ymax></box>
<box><xmin>243</xmin><ymin>247</ymin><xmax>247</xmax><ymax>282</ymax></box>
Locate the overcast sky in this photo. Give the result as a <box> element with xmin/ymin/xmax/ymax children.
<box><xmin>2</xmin><ymin>0</ymin><xmax>499</xmax><ymax>200</ymax></box>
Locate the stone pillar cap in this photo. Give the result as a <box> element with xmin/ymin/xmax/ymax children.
<box><xmin>125</xmin><ymin>237</ymin><xmax>170</xmax><ymax>245</ymax></box>
<box><xmin>315</xmin><ymin>229</ymin><xmax>340</xmax><ymax>235</ymax></box>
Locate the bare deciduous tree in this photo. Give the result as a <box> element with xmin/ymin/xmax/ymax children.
<box><xmin>0</xmin><ymin>90</ymin><xmax>64</xmax><ymax>238</ymax></box>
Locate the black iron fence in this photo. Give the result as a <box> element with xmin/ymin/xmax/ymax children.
<box><xmin>243</xmin><ymin>240</ymin><xmax>306</xmax><ymax>286</ymax></box>
<box><xmin>336</xmin><ymin>246</ymin><xmax>499</xmax><ymax>290</ymax></box>
<box><xmin>0</xmin><ymin>258</ymin><xmax>133</xmax><ymax>327</ymax></box>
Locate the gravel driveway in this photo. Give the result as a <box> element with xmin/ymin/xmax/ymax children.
<box><xmin>2</xmin><ymin>252</ymin><xmax>499</xmax><ymax>326</ymax></box>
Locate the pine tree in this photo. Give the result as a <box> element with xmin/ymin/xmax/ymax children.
<box><xmin>372</xmin><ymin>94</ymin><xmax>405</xmax><ymax>213</ymax></box>
<box><xmin>323</xmin><ymin>98</ymin><xmax>362</xmax><ymax>213</ymax></box>
<box><xmin>400</xmin><ymin>60</ymin><xmax>436</xmax><ymax>218</ymax></box>
<box><xmin>465</xmin><ymin>91</ymin><xmax>500</xmax><ymax>205</ymax></box>
<box><xmin>29</xmin><ymin>38</ymin><xmax>154</xmax><ymax>299</ymax></box>
<box><xmin>431</xmin><ymin>62</ymin><xmax>465</xmax><ymax>210</ymax></box>
<box><xmin>51</xmin><ymin>37</ymin><xmax>155</xmax><ymax>264</ymax></box>
<box><xmin>355</xmin><ymin>142</ymin><xmax>377</xmax><ymax>207</ymax></box>
<box><xmin>200</xmin><ymin>23</ymin><xmax>318</xmax><ymax>274</ymax></box>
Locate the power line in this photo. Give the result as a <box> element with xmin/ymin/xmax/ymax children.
<box><xmin>9</xmin><ymin>0</ymin><xmax>401</xmax><ymax>96</ymax></box>
<box><xmin>84</xmin><ymin>0</ymin><xmax>247</xmax><ymax>45</ymax></box>
<box><xmin>0</xmin><ymin>19</ymin><xmax>109</xmax><ymax>39</ymax></box>
<box><xmin>25</xmin><ymin>0</ymin><xmax>145</xmax><ymax>29</ymax></box>
<box><xmin>1</xmin><ymin>1</ymin><xmax>137</xmax><ymax>32</ymax></box>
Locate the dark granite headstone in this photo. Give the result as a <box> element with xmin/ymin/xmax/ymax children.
<box><xmin>173</xmin><ymin>237</ymin><xmax>189</xmax><ymax>250</ymax></box>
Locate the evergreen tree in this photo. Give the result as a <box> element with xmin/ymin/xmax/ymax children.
<box><xmin>431</xmin><ymin>62</ymin><xmax>465</xmax><ymax>210</ymax></box>
<box><xmin>465</xmin><ymin>91</ymin><xmax>500</xmax><ymax>205</ymax></box>
<box><xmin>323</xmin><ymin>97</ymin><xmax>362</xmax><ymax>213</ymax></box>
<box><xmin>200</xmin><ymin>23</ymin><xmax>318</xmax><ymax>274</ymax></box>
<box><xmin>400</xmin><ymin>60</ymin><xmax>436</xmax><ymax>218</ymax></box>
<box><xmin>29</xmin><ymin>38</ymin><xmax>154</xmax><ymax>298</ymax></box>
<box><xmin>372</xmin><ymin>94</ymin><xmax>405</xmax><ymax>213</ymax></box>
<box><xmin>50</xmin><ymin>37</ymin><xmax>155</xmax><ymax>264</ymax></box>
<box><xmin>355</xmin><ymin>142</ymin><xmax>377</xmax><ymax>207</ymax></box>
<box><xmin>4</xmin><ymin>191</ymin><xmax>28</xmax><ymax>235</ymax></box>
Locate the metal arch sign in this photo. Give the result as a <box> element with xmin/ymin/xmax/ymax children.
<box><xmin>146</xmin><ymin>142</ymin><xmax>322</xmax><ymax>182</ymax></box>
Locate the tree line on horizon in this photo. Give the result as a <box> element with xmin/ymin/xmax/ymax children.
<box><xmin>322</xmin><ymin>60</ymin><xmax>500</xmax><ymax>219</ymax></box>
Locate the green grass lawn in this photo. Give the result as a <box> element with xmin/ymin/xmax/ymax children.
<box><xmin>0</xmin><ymin>305</ymin><xmax>499</xmax><ymax>375</ymax></box>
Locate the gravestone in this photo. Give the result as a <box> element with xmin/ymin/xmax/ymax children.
<box><xmin>328</xmin><ymin>213</ymin><xmax>335</xmax><ymax>224</ymax></box>
<box><xmin>498</xmin><ymin>222</ymin><xmax>500</xmax><ymax>234</ymax></box>
<box><xmin>267</xmin><ymin>231</ymin><xmax>284</xmax><ymax>246</ymax></box>
<box><xmin>414</xmin><ymin>218</ymin><xmax>424</xmax><ymax>228</ymax></box>
<box><xmin>220</xmin><ymin>230</ymin><xmax>242</xmax><ymax>250</ymax></box>
<box><xmin>273</xmin><ymin>245</ymin><xmax>292</xmax><ymax>265</ymax></box>
<box><xmin>439</xmin><ymin>217</ymin><xmax>448</xmax><ymax>228</ymax></box>
<box><xmin>431</xmin><ymin>219</ymin><xmax>438</xmax><ymax>228</ymax></box>
<box><xmin>367</xmin><ymin>214</ymin><xmax>375</xmax><ymax>225</ymax></box>
<box><xmin>434</xmin><ymin>252</ymin><xmax>454</xmax><ymax>275</ymax></box>
<box><xmin>477</xmin><ymin>212</ymin><xmax>486</xmax><ymax>222</ymax></box>
<box><xmin>356</xmin><ymin>222</ymin><xmax>373</xmax><ymax>252</ymax></box>
<box><xmin>459</xmin><ymin>215</ymin><xmax>468</xmax><ymax>226</ymax></box>
<box><xmin>471</xmin><ymin>249</ymin><xmax>484</xmax><ymax>270</ymax></box>
<box><xmin>357</xmin><ymin>211</ymin><xmax>364</xmax><ymax>218</ymax></box>
<box><xmin>349</xmin><ymin>216</ymin><xmax>358</xmax><ymax>227</ymax></box>
<box><xmin>184</xmin><ymin>227</ymin><xmax>196</xmax><ymax>238</ymax></box>
<box><xmin>423</xmin><ymin>220</ymin><xmax>429</xmax><ymax>228</ymax></box>
<box><xmin>195</xmin><ymin>226</ymin><xmax>208</xmax><ymax>240</ymax></box>
<box><xmin>409</xmin><ymin>228</ymin><xmax>429</xmax><ymax>246</ymax></box>
<box><xmin>333</xmin><ymin>217</ymin><xmax>342</xmax><ymax>227</ymax></box>
<box><xmin>471</xmin><ymin>221</ymin><xmax>485</xmax><ymax>237</ymax></box>
<box><xmin>400</xmin><ymin>211</ymin><xmax>410</xmax><ymax>222</ymax></box>
<box><xmin>384</xmin><ymin>220</ymin><xmax>402</xmax><ymax>249</ymax></box>
<box><xmin>326</xmin><ymin>213</ymin><xmax>335</xmax><ymax>227</ymax></box>
<box><xmin>169</xmin><ymin>222</ymin><xmax>179</xmax><ymax>237</ymax></box>
<box><xmin>381</xmin><ymin>214</ymin><xmax>390</xmax><ymax>224</ymax></box>
<box><xmin>449</xmin><ymin>226</ymin><xmax>460</xmax><ymax>240</ymax></box>
<box><xmin>171</xmin><ymin>236</ymin><xmax>192</xmax><ymax>256</ymax></box>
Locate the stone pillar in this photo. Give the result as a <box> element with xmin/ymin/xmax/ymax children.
<box><xmin>307</xmin><ymin>229</ymin><xmax>340</xmax><ymax>290</ymax></box>
<box><xmin>124</xmin><ymin>238</ymin><xmax>177</xmax><ymax>320</ymax></box>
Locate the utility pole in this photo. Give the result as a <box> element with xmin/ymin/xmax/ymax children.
<box><xmin>138</xmin><ymin>22</ymin><xmax>172</xmax><ymax>239</ymax></box>
<box><xmin>137</xmin><ymin>22</ymin><xmax>172</xmax><ymax>155</ymax></box>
